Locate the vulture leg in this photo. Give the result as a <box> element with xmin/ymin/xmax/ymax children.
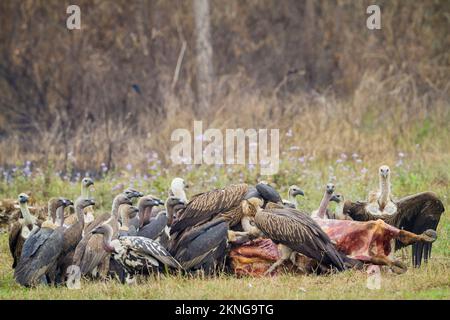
<box><xmin>66</xmin><ymin>265</ymin><xmax>81</xmax><ymax>289</ymax></box>
<box><xmin>264</xmin><ymin>245</ymin><xmax>291</xmax><ymax>276</ymax></box>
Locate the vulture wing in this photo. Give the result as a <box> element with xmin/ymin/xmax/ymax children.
<box><xmin>8</xmin><ymin>221</ymin><xmax>22</xmax><ymax>268</ymax></box>
<box><xmin>121</xmin><ymin>236</ymin><xmax>182</xmax><ymax>269</ymax></box>
<box><xmin>344</xmin><ymin>192</ymin><xmax>444</xmax><ymax>266</ymax></box>
<box><xmin>255</xmin><ymin>208</ymin><xmax>347</xmax><ymax>271</ymax></box>
<box><xmin>21</xmin><ymin>228</ymin><xmax>53</xmax><ymax>260</ymax></box>
<box><xmin>14</xmin><ymin>228</ymin><xmax>64</xmax><ymax>287</ymax></box>
<box><xmin>137</xmin><ymin>212</ymin><xmax>168</xmax><ymax>240</ymax></box>
<box><xmin>172</xmin><ymin>218</ymin><xmax>229</xmax><ymax>271</ymax></box>
<box><xmin>170</xmin><ymin>184</ymin><xmax>248</xmax><ymax>234</ymax></box>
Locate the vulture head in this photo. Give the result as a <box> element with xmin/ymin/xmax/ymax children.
<box><xmin>325</xmin><ymin>183</ymin><xmax>335</xmax><ymax>195</ymax></box>
<box><xmin>330</xmin><ymin>194</ymin><xmax>343</xmax><ymax>203</ymax></box>
<box><xmin>48</xmin><ymin>197</ymin><xmax>73</xmax><ymax>223</ymax></box>
<box><xmin>91</xmin><ymin>223</ymin><xmax>116</xmax><ymax>253</ymax></box>
<box><xmin>127</xmin><ymin>206</ymin><xmax>139</xmax><ymax>220</ymax></box>
<box><xmin>18</xmin><ymin>193</ymin><xmax>29</xmax><ymax>204</ymax></box>
<box><xmin>170</xmin><ymin>177</ymin><xmax>189</xmax><ymax>202</ymax></box>
<box><xmin>75</xmin><ymin>197</ymin><xmax>96</xmax><ymax>211</ymax></box>
<box><xmin>81</xmin><ymin>177</ymin><xmax>94</xmax><ymax>188</ymax></box>
<box><xmin>123</xmin><ymin>188</ymin><xmax>144</xmax><ymax>200</ymax></box>
<box><xmin>379</xmin><ymin>165</ymin><xmax>390</xmax><ymax>179</ymax></box>
<box><xmin>138</xmin><ymin>195</ymin><xmax>164</xmax><ymax>227</ymax></box>
<box><xmin>113</xmin><ymin>193</ymin><xmax>133</xmax><ymax>207</ymax></box>
<box><xmin>288</xmin><ymin>185</ymin><xmax>305</xmax><ymax>198</ymax></box>
<box><xmin>242</xmin><ymin>197</ymin><xmax>264</xmax><ymax>217</ymax></box>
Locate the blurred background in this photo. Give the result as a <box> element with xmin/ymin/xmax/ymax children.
<box><xmin>0</xmin><ymin>0</ymin><xmax>449</xmax><ymax>177</ymax></box>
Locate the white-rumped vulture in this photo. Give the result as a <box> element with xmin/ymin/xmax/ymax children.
<box><xmin>9</xmin><ymin>193</ymin><xmax>39</xmax><ymax>269</ymax></box>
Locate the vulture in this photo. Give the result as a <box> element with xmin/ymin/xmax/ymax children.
<box><xmin>343</xmin><ymin>167</ymin><xmax>445</xmax><ymax>267</ymax></box>
<box><xmin>242</xmin><ymin>197</ymin><xmax>359</xmax><ymax>274</ymax></box>
<box><xmin>92</xmin><ymin>223</ymin><xmax>182</xmax><ymax>284</ymax></box>
<box><xmin>137</xmin><ymin>196</ymin><xmax>182</xmax><ymax>241</ymax></box>
<box><xmin>70</xmin><ymin>192</ymin><xmax>134</xmax><ymax>282</ymax></box>
<box><xmin>310</xmin><ymin>183</ymin><xmax>341</xmax><ymax>219</ymax></box>
<box><xmin>56</xmin><ymin>197</ymin><xmax>96</xmax><ymax>284</ymax></box>
<box><xmin>14</xmin><ymin>198</ymin><xmax>90</xmax><ymax>287</ymax></box>
<box><xmin>9</xmin><ymin>193</ymin><xmax>39</xmax><ymax>269</ymax></box>
<box><xmin>282</xmin><ymin>185</ymin><xmax>305</xmax><ymax>209</ymax></box>
<box><xmin>364</xmin><ymin>165</ymin><xmax>397</xmax><ymax>216</ymax></box>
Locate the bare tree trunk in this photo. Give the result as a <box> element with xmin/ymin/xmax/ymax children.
<box><xmin>193</xmin><ymin>0</ymin><xmax>214</xmax><ymax>114</ymax></box>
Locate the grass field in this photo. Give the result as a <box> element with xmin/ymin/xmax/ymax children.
<box><xmin>0</xmin><ymin>152</ymin><xmax>449</xmax><ymax>300</ymax></box>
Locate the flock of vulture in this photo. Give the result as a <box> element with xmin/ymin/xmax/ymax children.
<box><xmin>7</xmin><ymin>165</ymin><xmax>445</xmax><ymax>288</ymax></box>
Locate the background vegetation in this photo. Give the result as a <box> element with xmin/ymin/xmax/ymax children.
<box><xmin>0</xmin><ymin>0</ymin><xmax>448</xmax><ymax>299</ymax></box>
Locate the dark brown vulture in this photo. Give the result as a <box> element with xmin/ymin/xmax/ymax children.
<box><xmin>14</xmin><ymin>197</ymin><xmax>78</xmax><ymax>287</ymax></box>
<box><xmin>243</xmin><ymin>198</ymin><xmax>359</xmax><ymax>274</ymax></box>
<box><xmin>343</xmin><ymin>191</ymin><xmax>444</xmax><ymax>267</ymax></box>
<box><xmin>69</xmin><ymin>192</ymin><xmax>135</xmax><ymax>284</ymax></box>
<box><xmin>9</xmin><ymin>193</ymin><xmax>39</xmax><ymax>269</ymax></box>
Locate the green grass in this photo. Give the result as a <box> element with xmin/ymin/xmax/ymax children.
<box><xmin>0</xmin><ymin>154</ymin><xmax>449</xmax><ymax>299</ymax></box>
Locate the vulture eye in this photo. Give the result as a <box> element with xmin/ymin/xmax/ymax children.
<box><xmin>250</xmin><ymin>220</ymin><xmax>255</xmax><ymax>226</ymax></box>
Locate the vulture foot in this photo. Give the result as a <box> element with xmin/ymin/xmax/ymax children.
<box><xmin>66</xmin><ymin>265</ymin><xmax>81</xmax><ymax>290</ymax></box>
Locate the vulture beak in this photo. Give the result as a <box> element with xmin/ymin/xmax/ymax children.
<box><xmin>330</xmin><ymin>194</ymin><xmax>341</xmax><ymax>203</ymax></box>
<box><xmin>88</xmin><ymin>199</ymin><xmax>96</xmax><ymax>206</ymax></box>
<box><xmin>293</xmin><ymin>189</ymin><xmax>305</xmax><ymax>197</ymax></box>
<box><xmin>65</xmin><ymin>199</ymin><xmax>74</xmax><ymax>206</ymax></box>
<box><xmin>152</xmin><ymin>199</ymin><xmax>164</xmax><ymax>206</ymax></box>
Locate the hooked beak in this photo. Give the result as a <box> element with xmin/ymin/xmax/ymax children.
<box><xmin>65</xmin><ymin>199</ymin><xmax>74</xmax><ymax>206</ymax></box>
<box><xmin>293</xmin><ymin>189</ymin><xmax>305</xmax><ymax>197</ymax></box>
<box><xmin>88</xmin><ymin>199</ymin><xmax>96</xmax><ymax>206</ymax></box>
<box><xmin>153</xmin><ymin>198</ymin><xmax>164</xmax><ymax>206</ymax></box>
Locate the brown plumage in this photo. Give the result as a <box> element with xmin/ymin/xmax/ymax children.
<box><xmin>170</xmin><ymin>184</ymin><xmax>249</xmax><ymax>236</ymax></box>
<box><xmin>343</xmin><ymin>191</ymin><xmax>445</xmax><ymax>267</ymax></box>
<box><xmin>72</xmin><ymin>193</ymin><xmax>132</xmax><ymax>278</ymax></box>
<box><xmin>244</xmin><ymin>198</ymin><xmax>354</xmax><ymax>273</ymax></box>
<box><xmin>57</xmin><ymin>197</ymin><xmax>95</xmax><ymax>282</ymax></box>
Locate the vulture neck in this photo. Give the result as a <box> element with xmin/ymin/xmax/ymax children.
<box><xmin>378</xmin><ymin>175</ymin><xmax>391</xmax><ymax>208</ymax></box>
<box><xmin>81</xmin><ymin>184</ymin><xmax>91</xmax><ymax>198</ymax></box>
<box><xmin>47</xmin><ymin>200</ymin><xmax>59</xmax><ymax>223</ymax></box>
<box><xmin>166</xmin><ymin>203</ymin><xmax>175</xmax><ymax>226</ymax></box>
<box><xmin>75</xmin><ymin>205</ymin><xmax>85</xmax><ymax>225</ymax></box>
<box><xmin>101</xmin><ymin>227</ymin><xmax>115</xmax><ymax>253</ymax></box>
<box><xmin>19</xmin><ymin>202</ymin><xmax>34</xmax><ymax>225</ymax></box>
<box><xmin>119</xmin><ymin>205</ymin><xmax>131</xmax><ymax>228</ymax></box>
<box><xmin>54</xmin><ymin>206</ymin><xmax>65</xmax><ymax>227</ymax></box>
<box><xmin>111</xmin><ymin>197</ymin><xmax>123</xmax><ymax>219</ymax></box>
<box><xmin>138</xmin><ymin>204</ymin><xmax>155</xmax><ymax>228</ymax></box>
<box><xmin>317</xmin><ymin>191</ymin><xmax>332</xmax><ymax>219</ymax></box>
<box><xmin>288</xmin><ymin>191</ymin><xmax>298</xmax><ymax>209</ymax></box>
